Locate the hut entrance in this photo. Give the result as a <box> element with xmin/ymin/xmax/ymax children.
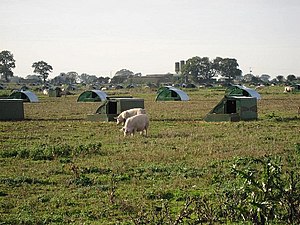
<box><xmin>226</xmin><ymin>100</ymin><xmax>236</xmax><ymax>113</ymax></box>
<box><xmin>171</xmin><ymin>90</ymin><xmax>177</xmax><ymax>98</ymax></box>
<box><xmin>107</xmin><ymin>101</ymin><xmax>117</xmax><ymax>114</ymax></box>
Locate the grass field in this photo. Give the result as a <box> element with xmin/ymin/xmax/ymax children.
<box><xmin>0</xmin><ymin>86</ymin><xmax>300</xmax><ymax>224</ymax></box>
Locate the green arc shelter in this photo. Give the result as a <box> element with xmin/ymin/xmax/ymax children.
<box><xmin>77</xmin><ymin>90</ymin><xmax>108</xmax><ymax>102</ymax></box>
<box><xmin>155</xmin><ymin>86</ymin><xmax>189</xmax><ymax>101</ymax></box>
<box><xmin>225</xmin><ymin>84</ymin><xmax>261</xmax><ymax>99</ymax></box>
<box><xmin>9</xmin><ymin>90</ymin><xmax>39</xmax><ymax>102</ymax></box>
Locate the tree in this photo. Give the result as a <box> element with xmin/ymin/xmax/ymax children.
<box><xmin>26</xmin><ymin>75</ymin><xmax>42</xmax><ymax>83</ymax></box>
<box><xmin>251</xmin><ymin>76</ymin><xmax>262</xmax><ymax>84</ymax></box>
<box><xmin>243</xmin><ymin>73</ymin><xmax>254</xmax><ymax>83</ymax></box>
<box><xmin>182</xmin><ymin>56</ymin><xmax>214</xmax><ymax>83</ymax></box>
<box><xmin>260</xmin><ymin>74</ymin><xmax>271</xmax><ymax>83</ymax></box>
<box><xmin>276</xmin><ymin>75</ymin><xmax>285</xmax><ymax>83</ymax></box>
<box><xmin>110</xmin><ymin>69</ymin><xmax>134</xmax><ymax>84</ymax></box>
<box><xmin>198</xmin><ymin>57</ymin><xmax>214</xmax><ymax>80</ymax></box>
<box><xmin>181</xmin><ymin>56</ymin><xmax>202</xmax><ymax>83</ymax></box>
<box><xmin>115</xmin><ymin>69</ymin><xmax>134</xmax><ymax>77</ymax></box>
<box><xmin>287</xmin><ymin>74</ymin><xmax>296</xmax><ymax>82</ymax></box>
<box><xmin>211</xmin><ymin>57</ymin><xmax>223</xmax><ymax>77</ymax></box>
<box><xmin>32</xmin><ymin>61</ymin><xmax>53</xmax><ymax>84</ymax></box>
<box><xmin>0</xmin><ymin>50</ymin><xmax>16</xmax><ymax>82</ymax></box>
<box><xmin>49</xmin><ymin>73</ymin><xmax>66</xmax><ymax>85</ymax></box>
<box><xmin>181</xmin><ymin>56</ymin><xmax>242</xmax><ymax>84</ymax></box>
<box><xmin>66</xmin><ymin>71</ymin><xmax>78</xmax><ymax>84</ymax></box>
<box><xmin>79</xmin><ymin>73</ymin><xmax>98</xmax><ymax>84</ymax></box>
<box><xmin>218</xmin><ymin>58</ymin><xmax>242</xmax><ymax>81</ymax></box>
<box><xmin>96</xmin><ymin>76</ymin><xmax>110</xmax><ymax>84</ymax></box>
<box><xmin>110</xmin><ymin>75</ymin><xmax>127</xmax><ymax>84</ymax></box>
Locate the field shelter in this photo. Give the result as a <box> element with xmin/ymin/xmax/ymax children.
<box><xmin>204</xmin><ymin>85</ymin><xmax>259</xmax><ymax>122</ymax></box>
<box><xmin>77</xmin><ymin>90</ymin><xmax>108</xmax><ymax>102</ymax></box>
<box><xmin>87</xmin><ymin>98</ymin><xmax>144</xmax><ymax>122</ymax></box>
<box><xmin>155</xmin><ymin>86</ymin><xmax>189</xmax><ymax>101</ymax></box>
<box><xmin>204</xmin><ymin>96</ymin><xmax>258</xmax><ymax>122</ymax></box>
<box><xmin>0</xmin><ymin>99</ymin><xmax>24</xmax><ymax>120</ymax></box>
<box><xmin>9</xmin><ymin>90</ymin><xmax>39</xmax><ymax>102</ymax></box>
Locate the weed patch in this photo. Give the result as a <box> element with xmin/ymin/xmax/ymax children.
<box><xmin>0</xmin><ymin>142</ymin><xmax>103</xmax><ymax>160</ymax></box>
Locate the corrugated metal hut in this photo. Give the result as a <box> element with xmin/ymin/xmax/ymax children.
<box><xmin>204</xmin><ymin>85</ymin><xmax>259</xmax><ymax>122</ymax></box>
<box><xmin>9</xmin><ymin>90</ymin><xmax>39</xmax><ymax>102</ymax></box>
<box><xmin>87</xmin><ymin>98</ymin><xmax>144</xmax><ymax>122</ymax></box>
<box><xmin>77</xmin><ymin>90</ymin><xmax>108</xmax><ymax>102</ymax></box>
<box><xmin>204</xmin><ymin>96</ymin><xmax>258</xmax><ymax>122</ymax></box>
<box><xmin>155</xmin><ymin>86</ymin><xmax>189</xmax><ymax>101</ymax></box>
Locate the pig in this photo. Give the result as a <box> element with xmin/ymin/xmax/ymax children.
<box><xmin>121</xmin><ymin>114</ymin><xmax>149</xmax><ymax>137</ymax></box>
<box><xmin>284</xmin><ymin>86</ymin><xmax>294</xmax><ymax>93</ymax></box>
<box><xmin>116</xmin><ymin>108</ymin><xmax>146</xmax><ymax>125</ymax></box>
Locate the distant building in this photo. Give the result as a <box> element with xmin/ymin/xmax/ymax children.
<box><xmin>130</xmin><ymin>73</ymin><xmax>176</xmax><ymax>85</ymax></box>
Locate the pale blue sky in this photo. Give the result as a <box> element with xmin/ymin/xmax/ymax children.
<box><xmin>1</xmin><ymin>0</ymin><xmax>300</xmax><ymax>78</ymax></box>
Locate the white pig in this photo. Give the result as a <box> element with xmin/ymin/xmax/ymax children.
<box><xmin>121</xmin><ymin>114</ymin><xmax>149</xmax><ymax>137</ymax></box>
<box><xmin>116</xmin><ymin>108</ymin><xmax>146</xmax><ymax>125</ymax></box>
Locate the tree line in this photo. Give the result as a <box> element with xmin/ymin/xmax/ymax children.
<box><xmin>180</xmin><ymin>56</ymin><xmax>299</xmax><ymax>84</ymax></box>
<box><xmin>0</xmin><ymin>50</ymin><xmax>110</xmax><ymax>85</ymax></box>
<box><xmin>0</xmin><ymin>50</ymin><xmax>53</xmax><ymax>83</ymax></box>
<box><xmin>1</xmin><ymin>50</ymin><xmax>299</xmax><ymax>85</ymax></box>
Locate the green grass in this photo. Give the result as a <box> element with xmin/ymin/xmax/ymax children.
<box><xmin>0</xmin><ymin>86</ymin><xmax>300</xmax><ymax>224</ymax></box>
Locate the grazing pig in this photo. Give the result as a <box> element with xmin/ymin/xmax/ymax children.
<box><xmin>284</xmin><ymin>86</ymin><xmax>294</xmax><ymax>93</ymax></box>
<box><xmin>121</xmin><ymin>114</ymin><xmax>149</xmax><ymax>137</ymax></box>
<box><xmin>116</xmin><ymin>108</ymin><xmax>146</xmax><ymax>125</ymax></box>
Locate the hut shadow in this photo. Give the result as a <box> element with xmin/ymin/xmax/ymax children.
<box><xmin>151</xmin><ymin>118</ymin><xmax>203</xmax><ymax>122</ymax></box>
<box><xmin>279</xmin><ymin>116</ymin><xmax>300</xmax><ymax>122</ymax></box>
<box><xmin>262</xmin><ymin>116</ymin><xmax>300</xmax><ymax>122</ymax></box>
<box><xmin>24</xmin><ymin>118</ymin><xmax>85</xmax><ymax>122</ymax></box>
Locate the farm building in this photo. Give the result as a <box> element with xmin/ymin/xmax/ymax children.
<box><xmin>130</xmin><ymin>73</ymin><xmax>175</xmax><ymax>85</ymax></box>
<box><xmin>77</xmin><ymin>90</ymin><xmax>108</xmax><ymax>102</ymax></box>
<box><xmin>87</xmin><ymin>98</ymin><xmax>144</xmax><ymax>122</ymax></box>
<box><xmin>225</xmin><ymin>85</ymin><xmax>261</xmax><ymax>99</ymax></box>
<box><xmin>9</xmin><ymin>90</ymin><xmax>39</xmax><ymax>102</ymax></box>
<box><xmin>155</xmin><ymin>86</ymin><xmax>189</xmax><ymax>101</ymax></box>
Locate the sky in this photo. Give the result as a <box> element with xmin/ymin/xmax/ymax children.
<box><xmin>1</xmin><ymin>0</ymin><xmax>300</xmax><ymax>79</ymax></box>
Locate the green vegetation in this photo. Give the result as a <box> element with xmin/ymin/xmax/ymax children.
<box><xmin>0</xmin><ymin>86</ymin><xmax>299</xmax><ymax>224</ymax></box>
